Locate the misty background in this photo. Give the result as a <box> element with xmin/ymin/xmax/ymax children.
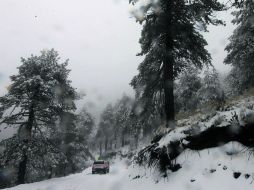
<box><xmin>0</xmin><ymin>0</ymin><xmax>234</xmax><ymax>139</ymax></box>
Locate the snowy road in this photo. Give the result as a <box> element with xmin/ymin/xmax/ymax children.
<box><xmin>5</xmin><ymin>162</ymin><xmax>133</xmax><ymax>190</ymax></box>
<box><xmin>5</xmin><ymin>145</ymin><xmax>254</xmax><ymax>190</ymax></box>
<box><xmin>5</xmin><ymin>161</ymin><xmax>161</xmax><ymax>190</ymax></box>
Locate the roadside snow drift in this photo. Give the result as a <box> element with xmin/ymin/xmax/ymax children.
<box><xmin>4</xmin><ymin>146</ymin><xmax>254</xmax><ymax>190</ymax></box>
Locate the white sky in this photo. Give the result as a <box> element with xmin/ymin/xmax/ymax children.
<box><xmin>0</xmin><ymin>0</ymin><xmax>235</xmax><ymax>121</ymax></box>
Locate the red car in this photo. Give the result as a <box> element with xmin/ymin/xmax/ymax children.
<box><xmin>92</xmin><ymin>160</ymin><xmax>109</xmax><ymax>174</ymax></box>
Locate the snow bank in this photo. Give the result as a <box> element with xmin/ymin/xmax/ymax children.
<box><xmin>130</xmin><ymin>142</ymin><xmax>254</xmax><ymax>190</ymax></box>
<box><xmin>158</xmin><ymin>96</ymin><xmax>254</xmax><ymax>148</ymax></box>
<box><xmin>4</xmin><ymin>142</ymin><xmax>254</xmax><ymax>190</ymax></box>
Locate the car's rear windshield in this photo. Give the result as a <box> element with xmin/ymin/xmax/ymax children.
<box><xmin>94</xmin><ymin>161</ymin><xmax>104</xmax><ymax>164</ymax></box>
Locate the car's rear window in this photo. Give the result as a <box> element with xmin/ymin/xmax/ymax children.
<box><xmin>94</xmin><ymin>161</ymin><xmax>104</xmax><ymax>164</ymax></box>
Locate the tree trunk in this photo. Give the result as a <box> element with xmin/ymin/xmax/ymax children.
<box><xmin>105</xmin><ymin>138</ymin><xmax>108</xmax><ymax>152</ymax></box>
<box><xmin>99</xmin><ymin>141</ymin><xmax>102</xmax><ymax>157</ymax></box>
<box><xmin>109</xmin><ymin>140</ymin><xmax>113</xmax><ymax>150</ymax></box>
<box><xmin>17</xmin><ymin>103</ymin><xmax>35</xmax><ymax>184</ymax></box>
<box><xmin>47</xmin><ymin>167</ymin><xmax>53</xmax><ymax>179</ymax></box>
<box><xmin>121</xmin><ymin>132</ymin><xmax>125</xmax><ymax>147</ymax></box>
<box><xmin>135</xmin><ymin>134</ymin><xmax>139</xmax><ymax>149</ymax></box>
<box><xmin>17</xmin><ymin>154</ymin><xmax>27</xmax><ymax>185</ymax></box>
<box><xmin>163</xmin><ymin>57</ymin><xmax>175</xmax><ymax>128</ymax></box>
<box><xmin>114</xmin><ymin>130</ymin><xmax>117</xmax><ymax>149</ymax></box>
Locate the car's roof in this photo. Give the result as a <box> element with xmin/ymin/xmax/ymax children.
<box><xmin>93</xmin><ymin>160</ymin><xmax>109</xmax><ymax>163</ymax></box>
<box><xmin>94</xmin><ymin>160</ymin><xmax>105</xmax><ymax>163</ymax></box>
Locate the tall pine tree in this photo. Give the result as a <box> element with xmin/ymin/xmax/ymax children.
<box><xmin>225</xmin><ymin>0</ymin><xmax>254</xmax><ymax>92</ymax></box>
<box><xmin>0</xmin><ymin>49</ymin><xmax>77</xmax><ymax>184</ymax></box>
<box><xmin>130</xmin><ymin>0</ymin><xmax>224</xmax><ymax>128</ymax></box>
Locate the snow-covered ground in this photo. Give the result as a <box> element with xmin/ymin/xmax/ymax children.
<box><xmin>4</xmin><ymin>97</ymin><xmax>254</xmax><ymax>190</ymax></box>
<box><xmin>4</xmin><ymin>143</ymin><xmax>254</xmax><ymax>190</ymax></box>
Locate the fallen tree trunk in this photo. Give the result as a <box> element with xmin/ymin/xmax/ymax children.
<box><xmin>185</xmin><ymin>124</ymin><xmax>254</xmax><ymax>150</ymax></box>
<box><xmin>135</xmin><ymin>122</ymin><xmax>254</xmax><ymax>175</ymax></box>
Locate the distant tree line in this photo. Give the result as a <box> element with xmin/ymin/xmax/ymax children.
<box><xmin>93</xmin><ymin>66</ymin><xmax>226</xmax><ymax>156</ymax></box>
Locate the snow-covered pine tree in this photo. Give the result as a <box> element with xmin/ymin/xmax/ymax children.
<box><xmin>77</xmin><ymin>106</ymin><xmax>95</xmax><ymax>143</ymax></box>
<box><xmin>232</xmin><ymin>0</ymin><xmax>246</xmax><ymax>7</ymax></box>
<box><xmin>96</xmin><ymin>104</ymin><xmax>115</xmax><ymax>154</ymax></box>
<box><xmin>128</xmin><ymin>111</ymin><xmax>142</xmax><ymax>149</ymax></box>
<box><xmin>60</xmin><ymin>112</ymin><xmax>94</xmax><ymax>174</ymax></box>
<box><xmin>95</xmin><ymin>95</ymin><xmax>135</xmax><ymax>154</ymax></box>
<box><xmin>132</xmin><ymin>96</ymin><xmax>162</xmax><ymax>139</ymax></box>
<box><xmin>129</xmin><ymin>0</ymin><xmax>225</xmax><ymax>128</ymax></box>
<box><xmin>225</xmin><ymin>67</ymin><xmax>243</xmax><ymax>96</ymax></box>
<box><xmin>113</xmin><ymin>95</ymin><xmax>133</xmax><ymax>148</ymax></box>
<box><xmin>197</xmin><ymin>68</ymin><xmax>225</xmax><ymax>110</ymax></box>
<box><xmin>0</xmin><ymin>49</ymin><xmax>78</xmax><ymax>185</ymax></box>
<box><xmin>175</xmin><ymin>66</ymin><xmax>202</xmax><ymax>112</ymax></box>
<box><xmin>224</xmin><ymin>0</ymin><xmax>254</xmax><ymax>94</ymax></box>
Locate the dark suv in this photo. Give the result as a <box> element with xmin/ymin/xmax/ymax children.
<box><xmin>92</xmin><ymin>160</ymin><xmax>109</xmax><ymax>174</ymax></box>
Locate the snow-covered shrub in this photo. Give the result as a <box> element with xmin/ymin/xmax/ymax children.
<box><xmin>197</xmin><ymin>68</ymin><xmax>225</xmax><ymax>111</ymax></box>
<box><xmin>175</xmin><ymin>66</ymin><xmax>202</xmax><ymax>112</ymax></box>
